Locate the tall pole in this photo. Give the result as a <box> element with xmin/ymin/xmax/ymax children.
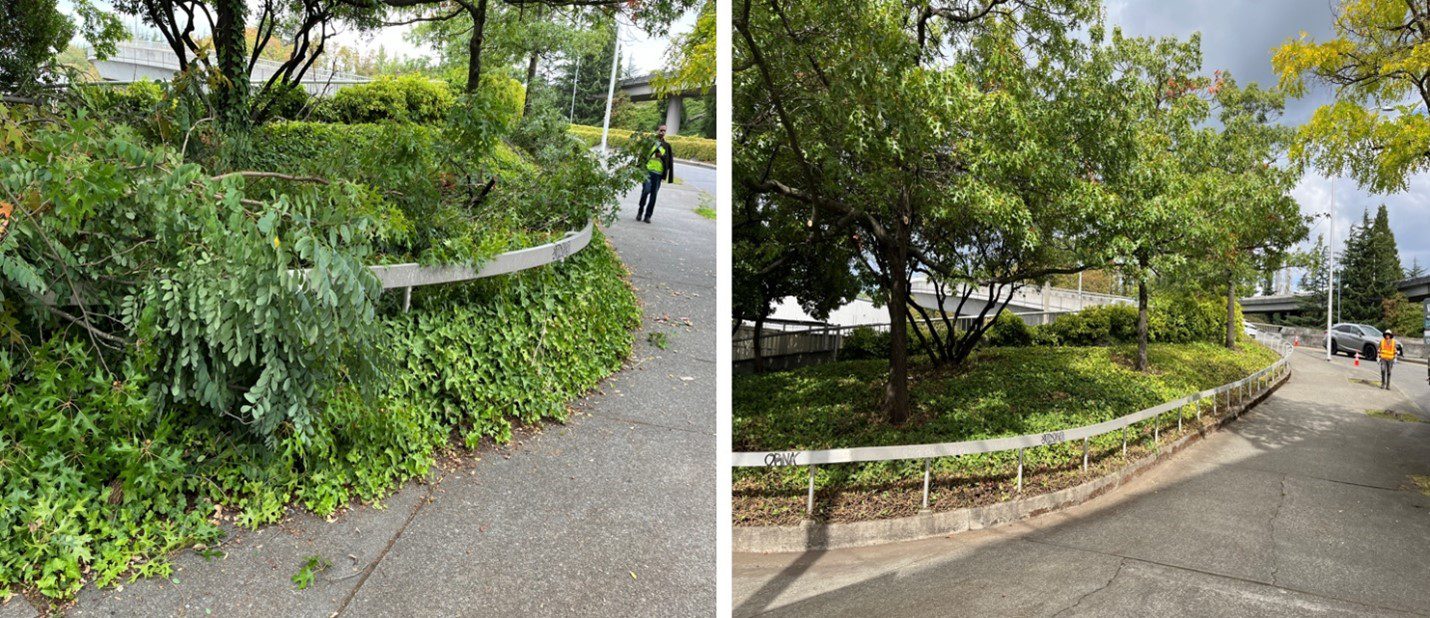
<box><xmin>569</xmin><ymin>56</ymin><xmax>580</xmax><ymax>122</ymax></box>
<box><xmin>599</xmin><ymin>20</ymin><xmax>621</xmax><ymax>158</ymax></box>
<box><xmin>1326</xmin><ymin>177</ymin><xmax>1335</xmax><ymax>361</ymax></box>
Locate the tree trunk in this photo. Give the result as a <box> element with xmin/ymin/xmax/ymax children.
<box><xmin>752</xmin><ymin>312</ymin><xmax>767</xmax><ymax>374</ymax></box>
<box><xmin>1135</xmin><ymin>272</ymin><xmax>1150</xmax><ymax>372</ymax></box>
<box><xmin>1225</xmin><ymin>271</ymin><xmax>1238</xmax><ymax>350</ymax></box>
<box><xmin>522</xmin><ymin>50</ymin><xmax>540</xmax><ymax>117</ymax></box>
<box><xmin>214</xmin><ymin>0</ymin><xmax>250</xmax><ymax>129</ymax></box>
<box><xmin>884</xmin><ymin>202</ymin><xmax>912</xmax><ymax>425</ymax></box>
<box><xmin>464</xmin><ymin>0</ymin><xmax>489</xmax><ymax>93</ymax></box>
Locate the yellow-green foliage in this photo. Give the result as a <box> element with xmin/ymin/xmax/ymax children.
<box><xmin>569</xmin><ymin>123</ymin><xmax>716</xmax><ymax>163</ymax></box>
<box><xmin>321</xmin><ymin>75</ymin><xmax>457</xmax><ymax>124</ymax></box>
<box><xmin>1273</xmin><ymin>0</ymin><xmax>1430</xmax><ymax>192</ymax></box>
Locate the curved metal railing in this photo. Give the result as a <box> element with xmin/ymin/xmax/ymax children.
<box><xmin>298</xmin><ymin>220</ymin><xmax>594</xmax><ymax>312</ymax></box>
<box><xmin>733</xmin><ymin>330</ymin><xmax>1294</xmax><ymax>515</ymax></box>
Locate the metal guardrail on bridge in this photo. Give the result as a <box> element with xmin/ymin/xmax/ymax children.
<box><xmin>733</xmin><ymin>330</ymin><xmax>1294</xmax><ymax>516</ymax></box>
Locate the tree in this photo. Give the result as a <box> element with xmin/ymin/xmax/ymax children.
<box><xmin>1099</xmin><ymin>30</ymin><xmax>1210</xmax><ymax>370</ymax></box>
<box><xmin>735</xmin><ymin>0</ymin><xmax>1130</xmax><ymax>423</ymax></box>
<box><xmin>553</xmin><ymin>22</ymin><xmax>619</xmax><ymax>124</ymax></box>
<box><xmin>1339</xmin><ymin>205</ymin><xmax>1403</xmax><ymax>324</ymax></box>
<box><xmin>1407</xmin><ymin>257</ymin><xmax>1426</xmax><ymax>279</ymax></box>
<box><xmin>1179</xmin><ymin>78</ymin><xmax>1307</xmax><ymax>348</ymax></box>
<box><xmin>1292</xmin><ymin>233</ymin><xmax>1330</xmax><ymax>326</ymax></box>
<box><xmin>0</xmin><ymin>0</ymin><xmax>125</xmax><ymax>94</ymax></box>
<box><xmin>652</xmin><ymin>0</ymin><xmax>713</xmax><ymax>96</ymax></box>
<box><xmin>113</xmin><ymin>0</ymin><xmax>384</xmax><ymax>128</ymax></box>
<box><xmin>397</xmin><ymin>0</ymin><xmax>694</xmax><ymax>98</ymax></box>
<box><xmin>1273</xmin><ymin>0</ymin><xmax>1430</xmax><ymax>193</ymax></box>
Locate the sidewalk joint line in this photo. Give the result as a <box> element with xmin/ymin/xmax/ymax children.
<box><xmin>330</xmin><ymin>476</ymin><xmax>442</xmax><ymax>617</ymax></box>
<box><xmin>1016</xmin><ymin>537</ymin><xmax>1417</xmax><ymax>615</ymax></box>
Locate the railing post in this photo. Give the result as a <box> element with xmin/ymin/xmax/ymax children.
<box><xmin>403</xmin><ymin>286</ymin><xmax>412</xmax><ymax>313</ymax></box>
<box><xmin>1153</xmin><ymin>414</ymin><xmax>1160</xmax><ymax>450</ymax></box>
<box><xmin>1177</xmin><ymin>405</ymin><xmax>1183</xmax><ymax>432</ymax></box>
<box><xmin>1016</xmin><ymin>448</ymin><xmax>1024</xmax><ymax>492</ymax></box>
<box><xmin>1122</xmin><ymin>427</ymin><xmax>1127</xmax><ymax>458</ymax></box>
<box><xmin>807</xmin><ymin>465</ymin><xmax>816</xmax><ymax>517</ymax></box>
<box><xmin>921</xmin><ymin>459</ymin><xmax>931</xmax><ymax>511</ymax></box>
<box><xmin>1082</xmin><ymin>437</ymin><xmax>1089</xmax><ymax>472</ymax></box>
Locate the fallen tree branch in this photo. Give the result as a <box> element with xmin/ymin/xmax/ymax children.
<box><xmin>211</xmin><ymin>171</ymin><xmax>330</xmax><ymax>185</ymax></box>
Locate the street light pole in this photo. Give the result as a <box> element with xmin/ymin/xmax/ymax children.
<box><xmin>569</xmin><ymin>56</ymin><xmax>580</xmax><ymax>122</ymax></box>
<box><xmin>1326</xmin><ymin>177</ymin><xmax>1335</xmax><ymax>362</ymax></box>
<box><xmin>599</xmin><ymin>20</ymin><xmax>622</xmax><ymax>158</ymax></box>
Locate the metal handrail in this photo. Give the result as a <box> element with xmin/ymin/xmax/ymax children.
<box><xmin>733</xmin><ymin>330</ymin><xmax>1293</xmax><ymax>514</ymax></box>
<box><xmin>294</xmin><ymin>220</ymin><xmax>593</xmax><ymax>312</ymax></box>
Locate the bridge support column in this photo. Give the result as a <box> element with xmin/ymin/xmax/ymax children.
<box><xmin>664</xmin><ymin>95</ymin><xmax>684</xmax><ymax>135</ymax></box>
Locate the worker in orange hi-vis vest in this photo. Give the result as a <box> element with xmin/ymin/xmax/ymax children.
<box><xmin>1377</xmin><ymin>330</ymin><xmax>1397</xmax><ymax>390</ymax></box>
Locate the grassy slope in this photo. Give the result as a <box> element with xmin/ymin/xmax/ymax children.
<box><xmin>733</xmin><ymin>340</ymin><xmax>1281</xmax><ymax>524</ymax></box>
<box><xmin>735</xmin><ymin>341</ymin><xmax>1278</xmax><ymax>452</ymax></box>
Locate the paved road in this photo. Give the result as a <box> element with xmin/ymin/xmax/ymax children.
<box><xmin>674</xmin><ymin>159</ymin><xmax>717</xmax><ymax>196</ymax></box>
<box><xmin>27</xmin><ymin>175</ymin><xmax>716</xmax><ymax>617</ymax></box>
<box><xmin>734</xmin><ymin>347</ymin><xmax>1430</xmax><ymax>617</ymax></box>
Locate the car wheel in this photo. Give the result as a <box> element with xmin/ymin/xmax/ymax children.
<box><xmin>1363</xmin><ymin>343</ymin><xmax>1376</xmax><ymax>360</ymax></box>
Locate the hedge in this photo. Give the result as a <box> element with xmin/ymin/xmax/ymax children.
<box><xmin>569</xmin><ymin>123</ymin><xmax>716</xmax><ymax>163</ymax></box>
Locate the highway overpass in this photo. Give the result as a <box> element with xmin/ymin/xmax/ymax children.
<box><xmin>1241</xmin><ymin>274</ymin><xmax>1430</xmax><ymax>321</ymax></box>
<box><xmin>615</xmin><ymin>74</ymin><xmax>713</xmax><ymax>136</ymax></box>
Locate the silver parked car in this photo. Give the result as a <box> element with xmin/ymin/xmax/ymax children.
<box><xmin>1327</xmin><ymin>323</ymin><xmax>1404</xmax><ymax>359</ymax></box>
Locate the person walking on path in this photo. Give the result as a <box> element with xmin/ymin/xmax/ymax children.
<box><xmin>1378</xmin><ymin>330</ymin><xmax>1398</xmax><ymax>389</ymax></box>
<box><xmin>636</xmin><ymin>125</ymin><xmax>675</xmax><ymax>223</ymax></box>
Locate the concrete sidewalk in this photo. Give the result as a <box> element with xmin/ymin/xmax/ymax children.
<box><xmin>20</xmin><ymin>179</ymin><xmax>716</xmax><ymax>617</ymax></box>
<box><xmin>734</xmin><ymin>347</ymin><xmax>1430</xmax><ymax>617</ymax></box>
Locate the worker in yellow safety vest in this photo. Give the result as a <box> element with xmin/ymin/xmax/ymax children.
<box><xmin>1377</xmin><ymin>330</ymin><xmax>1397</xmax><ymax>389</ymax></box>
<box><xmin>636</xmin><ymin>125</ymin><xmax>675</xmax><ymax>223</ymax></box>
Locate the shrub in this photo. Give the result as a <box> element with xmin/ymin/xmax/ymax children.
<box><xmin>569</xmin><ymin>124</ymin><xmax>717</xmax><ymax>163</ymax></box>
<box><xmin>252</xmin><ymin>82</ymin><xmax>311</xmax><ymax>120</ymax></box>
<box><xmin>1149</xmin><ymin>294</ymin><xmax>1233</xmax><ymax>344</ymax></box>
<box><xmin>984</xmin><ymin>311</ymin><xmax>1033</xmax><ymax>347</ymax></box>
<box><xmin>1044</xmin><ymin>303</ymin><xmax>1139</xmax><ymax>346</ymax></box>
<box><xmin>321</xmin><ymin>75</ymin><xmax>456</xmax><ymax>123</ymax></box>
<box><xmin>80</xmin><ymin>80</ymin><xmax>164</xmax><ymax>122</ymax></box>
<box><xmin>841</xmin><ymin>326</ymin><xmax>891</xmax><ymax>359</ymax></box>
<box><xmin>1040</xmin><ymin>295</ymin><xmax>1236</xmax><ymax>347</ymax></box>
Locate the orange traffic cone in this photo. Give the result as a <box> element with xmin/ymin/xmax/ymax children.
<box><xmin>1294</xmin><ymin>335</ymin><xmax>1300</xmax><ymax>347</ymax></box>
<box><xmin>1354</xmin><ymin>351</ymin><xmax>1360</xmax><ymax>367</ymax></box>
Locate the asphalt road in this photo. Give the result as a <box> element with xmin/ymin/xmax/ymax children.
<box><xmin>734</xmin><ymin>347</ymin><xmax>1430</xmax><ymax>617</ymax></box>
<box><xmin>674</xmin><ymin>159</ymin><xmax>717</xmax><ymax>196</ymax></box>
<box><xmin>30</xmin><ymin>172</ymin><xmax>717</xmax><ymax>617</ymax></box>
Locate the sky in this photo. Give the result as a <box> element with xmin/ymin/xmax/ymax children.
<box><xmin>1103</xmin><ymin>0</ymin><xmax>1430</xmax><ymax>281</ymax></box>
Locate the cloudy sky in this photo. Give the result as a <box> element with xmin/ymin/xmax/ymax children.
<box><xmin>1104</xmin><ymin>0</ymin><xmax>1429</xmax><ymax>279</ymax></box>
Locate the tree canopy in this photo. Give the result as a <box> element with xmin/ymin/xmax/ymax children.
<box><xmin>1273</xmin><ymin>0</ymin><xmax>1430</xmax><ymax>193</ymax></box>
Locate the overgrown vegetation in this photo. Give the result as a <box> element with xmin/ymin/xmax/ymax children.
<box><xmin>0</xmin><ymin>40</ymin><xmax>643</xmax><ymax>602</ymax></box>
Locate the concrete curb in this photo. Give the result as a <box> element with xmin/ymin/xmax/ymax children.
<box><xmin>676</xmin><ymin>158</ymin><xmax>715</xmax><ymax>170</ymax></box>
<box><xmin>733</xmin><ymin>370</ymin><xmax>1290</xmax><ymax>553</ymax></box>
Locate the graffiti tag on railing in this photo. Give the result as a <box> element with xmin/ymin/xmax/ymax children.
<box><xmin>764</xmin><ymin>451</ymin><xmax>801</xmax><ymax>467</ymax></box>
<box><xmin>1040</xmin><ymin>431</ymin><xmax>1066</xmax><ymax>446</ymax></box>
<box><xmin>552</xmin><ymin>238</ymin><xmax>572</xmax><ymax>261</ymax></box>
